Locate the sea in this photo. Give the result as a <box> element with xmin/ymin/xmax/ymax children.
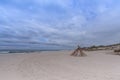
<box><xmin>0</xmin><ymin>49</ymin><xmax>62</xmax><ymax>54</ymax></box>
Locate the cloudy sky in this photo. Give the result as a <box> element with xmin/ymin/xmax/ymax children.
<box><xmin>0</xmin><ymin>0</ymin><xmax>120</xmax><ymax>50</ymax></box>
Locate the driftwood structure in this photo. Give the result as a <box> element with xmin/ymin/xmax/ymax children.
<box><xmin>71</xmin><ymin>45</ymin><xmax>86</xmax><ymax>57</ymax></box>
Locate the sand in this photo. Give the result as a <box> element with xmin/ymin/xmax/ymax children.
<box><xmin>0</xmin><ymin>50</ymin><xmax>120</xmax><ymax>80</ymax></box>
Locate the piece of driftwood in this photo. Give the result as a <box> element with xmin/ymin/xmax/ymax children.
<box><xmin>71</xmin><ymin>46</ymin><xmax>87</xmax><ymax>57</ymax></box>
<box><xmin>114</xmin><ymin>49</ymin><xmax>120</xmax><ymax>55</ymax></box>
<box><xmin>114</xmin><ymin>49</ymin><xmax>120</xmax><ymax>52</ymax></box>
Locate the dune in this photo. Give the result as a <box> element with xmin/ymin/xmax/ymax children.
<box><xmin>0</xmin><ymin>50</ymin><xmax>120</xmax><ymax>80</ymax></box>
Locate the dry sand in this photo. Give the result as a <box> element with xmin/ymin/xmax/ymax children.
<box><xmin>0</xmin><ymin>50</ymin><xmax>120</xmax><ymax>80</ymax></box>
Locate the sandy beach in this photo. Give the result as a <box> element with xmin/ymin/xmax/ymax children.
<box><xmin>0</xmin><ymin>50</ymin><xmax>120</xmax><ymax>80</ymax></box>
